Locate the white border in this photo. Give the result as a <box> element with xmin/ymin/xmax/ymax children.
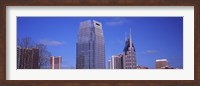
<box><xmin>6</xmin><ymin>6</ymin><xmax>194</xmax><ymax>80</ymax></box>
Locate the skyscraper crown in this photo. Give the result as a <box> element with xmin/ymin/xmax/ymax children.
<box><xmin>123</xmin><ymin>28</ymin><xmax>135</xmax><ymax>54</ymax></box>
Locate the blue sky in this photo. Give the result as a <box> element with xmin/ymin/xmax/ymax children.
<box><xmin>17</xmin><ymin>17</ymin><xmax>183</xmax><ymax>69</ymax></box>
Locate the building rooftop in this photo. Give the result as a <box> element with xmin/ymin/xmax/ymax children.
<box><xmin>156</xmin><ymin>59</ymin><xmax>168</xmax><ymax>62</ymax></box>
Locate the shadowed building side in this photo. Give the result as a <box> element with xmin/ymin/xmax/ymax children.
<box><xmin>17</xmin><ymin>47</ymin><xmax>40</xmax><ymax>69</ymax></box>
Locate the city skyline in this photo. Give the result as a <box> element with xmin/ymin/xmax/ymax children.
<box><xmin>17</xmin><ymin>17</ymin><xmax>183</xmax><ymax>69</ymax></box>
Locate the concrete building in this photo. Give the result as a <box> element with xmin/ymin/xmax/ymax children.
<box><xmin>156</xmin><ymin>59</ymin><xmax>168</xmax><ymax>69</ymax></box>
<box><xmin>108</xmin><ymin>29</ymin><xmax>137</xmax><ymax>69</ymax></box>
<box><xmin>76</xmin><ymin>20</ymin><xmax>105</xmax><ymax>69</ymax></box>
<box><xmin>108</xmin><ymin>54</ymin><xmax>123</xmax><ymax>69</ymax></box>
<box><xmin>17</xmin><ymin>47</ymin><xmax>40</xmax><ymax>69</ymax></box>
<box><xmin>50</xmin><ymin>56</ymin><xmax>62</xmax><ymax>69</ymax></box>
<box><xmin>122</xmin><ymin>29</ymin><xmax>137</xmax><ymax>69</ymax></box>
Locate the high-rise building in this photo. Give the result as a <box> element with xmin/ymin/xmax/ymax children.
<box><xmin>122</xmin><ymin>29</ymin><xmax>137</xmax><ymax>69</ymax></box>
<box><xmin>76</xmin><ymin>20</ymin><xmax>105</xmax><ymax>69</ymax></box>
<box><xmin>17</xmin><ymin>47</ymin><xmax>40</xmax><ymax>69</ymax></box>
<box><xmin>155</xmin><ymin>59</ymin><xmax>168</xmax><ymax>69</ymax></box>
<box><xmin>108</xmin><ymin>54</ymin><xmax>123</xmax><ymax>69</ymax></box>
<box><xmin>108</xmin><ymin>29</ymin><xmax>136</xmax><ymax>69</ymax></box>
<box><xmin>50</xmin><ymin>56</ymin><xmax>62</xmax><ymax>69</ymax></box>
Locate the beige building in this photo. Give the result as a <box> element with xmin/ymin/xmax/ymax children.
<box><xmin>108</xmin><ymin>29</ymin><xmax>137</xmax><ymax>69</ymax></box>
<box><xmin>156</xmin><ymin>59</ymin><xmax>168</xmax><ymax>69</ymax></box>
<box><xmin>50</xmin><ymin>56</ymin><xmax>62</xmax><ymax>69</ymax></box>
<box><xmin>108</xmin><ymin>54</ymin><xmax>123</xmax><ymax>69</ymax></box>
<box><xmin>122</xmin><ymin>29</ymin><xmax>136</xmax><ymax>69</ymax></box>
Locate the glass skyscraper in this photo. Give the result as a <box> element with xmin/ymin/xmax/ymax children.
<box><xmin>76</xmin><ymin>20</ymin><xmax>105</xmax><ymax>69</ymax></box>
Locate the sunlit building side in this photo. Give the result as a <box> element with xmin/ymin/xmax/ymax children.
<box><xmin>108</xmin><ymin>54</ymin><xmax>123</xmax><ymax>69</ymax></box>
<box><xmin>50</xmin><ymin>56</ymin><xmax>62</xmax><ymax>69</ymax></box>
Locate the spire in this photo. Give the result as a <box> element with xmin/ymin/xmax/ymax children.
<box><xmin>130</xmin><ymin>28</ymin><xmax>132</xmax><ymax>48</ymax></box>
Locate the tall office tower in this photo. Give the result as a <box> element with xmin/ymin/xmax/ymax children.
<box><xmin>50</xmin><ymin>56</ymin><xmax>62</xmax><ymax>69</ymax></box>
<box><xmin>17</xmin><ymin>47</ymin><xmax>40</xmax><ymax>69</ymax></box>
<box><xmin>108</xmin><ymin>54</ymin><xmax>123</xmax><ymax>69</ymax></box>
<box><xmin>122</xmin><ymin>29</ymin><xmax>137</xmax><ymax>69</ymax></box>
<box><xmin>156</xmin><ymin>59</ymin><xmax>168</xmax><ymax>69</ymax></box>
<box><xmin>76</xmin><ymin>20</ymin><xmax>105</xmax><ymax>69</ymax></box>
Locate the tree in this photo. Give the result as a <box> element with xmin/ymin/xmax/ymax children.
<box><xmin>18</xmin><ymin>37</ymin><xmax>35</xmax><ymax>48</ymax></box>
<box><xmin>36</xmin><ymin>44</ymin><xmax>51</xmax><ymax>69</ymax></box>
<box><xmin>17</xmin><ymin>37</ymin><xmax>52</xmax><ymax>69</ymax></box>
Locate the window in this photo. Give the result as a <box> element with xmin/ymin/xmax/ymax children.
<box><xmin>96</xmin><ymin>23</ymin><xmax>100</xmax><ymax>26</ymax></box>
